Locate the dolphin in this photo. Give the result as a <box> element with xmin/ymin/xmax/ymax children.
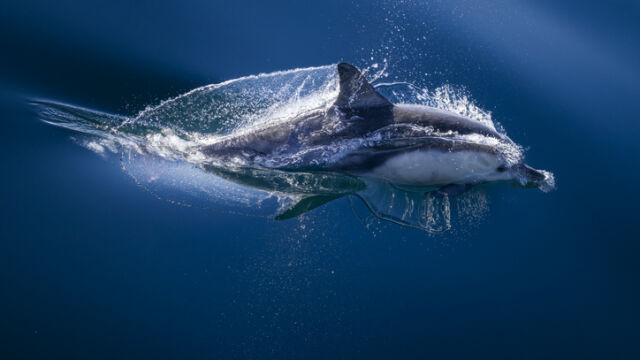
<box><xmin>33</xmin><ymin>63</ymin><xmax>552</xmax><ymax>229</ymax></box>
<box><xmin>201</xmin><ymin>62</ymin><xmax>548</xmax><ymax>194</ymax></box>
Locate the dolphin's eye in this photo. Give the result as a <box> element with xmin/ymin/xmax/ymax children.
<box><xmin>497</xmin><ymin>165</ymin><xmax>507</xmax><ymax>172</ymax></box>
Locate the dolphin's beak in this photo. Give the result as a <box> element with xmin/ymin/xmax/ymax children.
<box><xmin>520</xmin><ymin>164</ymin><xmax>547</xmax><ymax>188</ymax></box>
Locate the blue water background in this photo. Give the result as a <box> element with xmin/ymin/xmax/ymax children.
<box><xmin>1</xmin><ymin>1</ymin><xmax>639</xmax><ymax>358</ymax></box>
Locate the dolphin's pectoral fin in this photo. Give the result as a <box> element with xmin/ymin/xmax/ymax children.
<box><xmin>334</xmin><ymin>62</ymin><xmax>392</xmax><ymax>110</ymax></box>
<box><xmin>427</xmin><ymin>184</ymin><xmax>473</xmax><ymax>198</ymax></box>
<box><xmin>275</xmin><ymin>194</ymin><xmax>345</xmax><ymax>220</ymax></box>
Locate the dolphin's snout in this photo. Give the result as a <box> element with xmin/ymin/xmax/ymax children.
<box><xmin>515</xmin><ymin>164</ymin><xmax>547</xmax><ymax>188</ymax></box>
<box><xmin>523</xmin><ymin>164</ymin><xmax>546</xmax><ymax>182</ymax></box>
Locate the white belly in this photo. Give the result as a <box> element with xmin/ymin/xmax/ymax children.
<box><xmin>367</xmin><ymin>150</ymin><xmax>510</xmax><ymax>186</ymax></box>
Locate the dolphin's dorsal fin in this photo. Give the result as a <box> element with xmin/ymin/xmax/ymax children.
<box><xmin>334</xmin><ymin>62</ymin><xmax>392</xmax><ymax>110</ymax></box>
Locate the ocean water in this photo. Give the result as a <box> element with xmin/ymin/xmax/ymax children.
<box><xmin>1</xmin><ymin>1</ymin><xmax>639</xmax><ymax>358</ymax></box>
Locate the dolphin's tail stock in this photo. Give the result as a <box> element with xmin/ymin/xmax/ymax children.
<box><xmin>31</xmin><ymin>99</ymin><xmax>128</xmax><ymax>135</ymax></box>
